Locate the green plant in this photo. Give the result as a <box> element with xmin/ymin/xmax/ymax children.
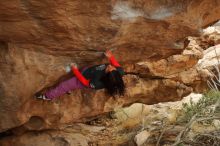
<box><xmin>179</xmin><ymin>90</ymin><xmax>220</xmax><ymax>123</ymax></box>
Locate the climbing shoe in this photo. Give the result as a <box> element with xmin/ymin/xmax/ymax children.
<box><xmin>35</xmin><ymin>94</ymin><xmax>51</xmax><ymax>101</ymax></box>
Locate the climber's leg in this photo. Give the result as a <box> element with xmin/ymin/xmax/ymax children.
<box><xmin>44</xmin><ymin>76</ymin><xmax>86</xmax><ymax>99</ymax></box>
<box><xmin>44</xmin><ymin>67</ymin><xmax>88</xmax><ymax>100</ymax></box>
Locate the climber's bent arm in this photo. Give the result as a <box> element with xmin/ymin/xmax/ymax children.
<box><xmin>72</xmin><ymin>67</ymin><xmax>90</xmax><ymax>87</ymax></box>
<box><xmin>108</xmin><ymin>55</ymin><xmax>121</xmax><ymax>67</ymax></box>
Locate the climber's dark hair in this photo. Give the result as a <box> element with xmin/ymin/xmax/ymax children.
<box><xmin>101</xmin><ymin>70</ymin><xmax>125</xmax><ymax>96</ymax></box>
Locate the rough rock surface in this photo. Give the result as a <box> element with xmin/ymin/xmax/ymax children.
<box><xmin>0</xmin><ymin>0</ymin><xmax>220</xmax><ymax>133</ymax></box>
<box><xmin>1</xmin><ymin>93</ymin><xmax>219</xmax><ymax>146</ymax></box>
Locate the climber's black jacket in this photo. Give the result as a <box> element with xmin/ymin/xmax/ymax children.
<box><xmin>72</xmin><ymin>55</ymin><xmax>125</xmax><ymax>89</ymax></box>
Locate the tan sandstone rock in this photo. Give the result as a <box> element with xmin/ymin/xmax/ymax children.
<box><xmin>0</xmin><ymin>0</ymin><xmax>220</xmax><ymax>133</ymax></box>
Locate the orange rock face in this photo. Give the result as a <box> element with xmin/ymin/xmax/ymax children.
<box><xmin>0</xmin><ymin>0</ymin><xmax>220</xmax><ymax>133</ymax></box>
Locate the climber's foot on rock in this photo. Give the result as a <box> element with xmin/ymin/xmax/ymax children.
<box><xmin>35</xmin><ymin>93</ymin><xmax>51</xmax><ymax>101</ymax></box>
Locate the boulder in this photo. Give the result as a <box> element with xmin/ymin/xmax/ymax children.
<box><xmin>0</xmin><ymin>0</ymin><xmax>220</xmax><ymax>132</ymax></box>
<box><xmin>134</xmin><ymin>130</ymin><xmax>150</xmax><ymax>146</ymax></box>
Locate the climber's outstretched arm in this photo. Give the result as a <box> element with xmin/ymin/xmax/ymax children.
<box><xmin>105</xmin><ymin>50</ymin><xmax>121</xmax><ymax>67</ymax></box>
<box><xmin>71</xmin><ymin>63</ymin><xmax>90</xmax><ymax>87</ymax></box>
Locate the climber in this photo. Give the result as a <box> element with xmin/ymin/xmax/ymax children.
<box><xmin>35</xmin><ymin>50</ymin><xmax>125</xmax><ymax>100</ymax></box>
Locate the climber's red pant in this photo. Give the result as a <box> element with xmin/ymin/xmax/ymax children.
<box><xmin>45</xmin><ymin>67</ymin><xmax>88</xmax><ymax>99</ymax></box>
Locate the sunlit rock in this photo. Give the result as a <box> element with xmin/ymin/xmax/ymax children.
<box><xmin>0</xmin><ymin>0</ymin><xmax>220</xmax><ymax>133</ymax></box>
